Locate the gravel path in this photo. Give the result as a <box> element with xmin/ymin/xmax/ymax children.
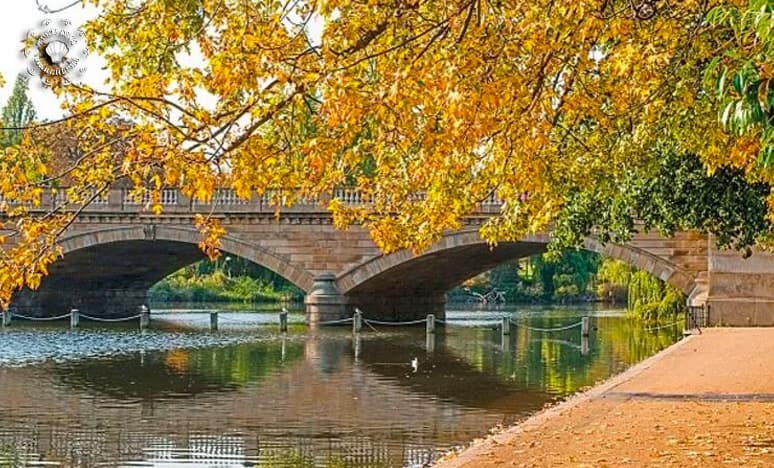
<box><xmin>436</xmin><ymin>328</ymin><xmax>774</xmax><ymax>467</ymax></box>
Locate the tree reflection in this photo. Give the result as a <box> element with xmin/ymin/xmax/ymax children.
<box><xmin>54</xmin><ymin>339</ymin><xmax>304</xmax><ymax>399</ymax></box>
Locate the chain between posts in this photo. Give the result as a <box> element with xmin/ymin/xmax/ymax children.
<box><xmin>643</xmin><ymin>319</ymin><xmax>684</xmax><ymax>332</ymax></box>
<box><xmin>512</xmin><ymin>319</ymin><xmax>584</xmax><ymax>333</ymax></box>
<box><xmin>10</xmin><ymin>312</ymin><xmax>72</xmax><ymax>321</ymax></box>
<box><xmin>78</xmin><ymin>313</ymin><xmax>142</xmax><ymax>323</ymax></box>
<box><xmin>318</xmin><ymin>317</ymin><xmax>354</xmax><ymax>326</ymax></box>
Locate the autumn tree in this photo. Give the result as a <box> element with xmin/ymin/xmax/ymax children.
<box><xmin>0</xmin><ymin>74</ymin><xmax>36</xmax><ymax>147</ymax></box>
<box><xmin>1</xmin><ymin>0</ymin><xmax>773</xmax><ymax>307</ymax></box>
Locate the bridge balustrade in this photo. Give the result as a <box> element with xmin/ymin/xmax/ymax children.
<box><xmin>16</xmin><ymin>187</ymin><xmax>504</xmax><ymax>215</ymax></box>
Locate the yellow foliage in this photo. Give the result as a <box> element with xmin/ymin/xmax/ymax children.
<box><xmin>0</xmin><ymin>0</ymin><xmax>764</xmax><ymax>306</ymax></box>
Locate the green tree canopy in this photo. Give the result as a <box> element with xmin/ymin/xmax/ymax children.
<box><xmin>0</xmin><ymin>74</ymin><xmax>36</xmax><ymax>148</ymax></box>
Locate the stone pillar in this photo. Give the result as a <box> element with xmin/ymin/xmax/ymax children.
<box><xmin>305</xmin><ymin>273</ymin><xmax>348</xmax><ymax>325</ymax></box>
<box><xmin>706</xmin><ymin>244</ymin><xmax>774</xmax><ymax>326</ymax></box>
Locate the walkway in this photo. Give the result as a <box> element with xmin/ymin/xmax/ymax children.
<box><xmin>436</xmin><ymin>328</ymin><xmax>774</xmax><ymax>467</ymax></box>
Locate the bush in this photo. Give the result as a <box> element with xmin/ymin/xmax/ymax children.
<box><xmin>149</xmin><ymin>269</ymin><xmax>302</xmax><ymax>303</ymax></box>
<box><xmin>629</xmin><ymin>272</ymin><xmax>685</xmax><ymax>323</ymax></box>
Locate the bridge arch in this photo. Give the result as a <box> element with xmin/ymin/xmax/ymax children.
<box><xmin>57</xmin><ymin>225</ymin><xmax>316</xmax><ymax>292</ymax></box>
<box><xmin>13</xmin><ymin>225</ymin><xmax>316</xmax><ymax>317</ymax></box>
<box><xmin>337</xmin><ymin>229</ymin><xmax>699</xmax><ymax>301</ymax></box>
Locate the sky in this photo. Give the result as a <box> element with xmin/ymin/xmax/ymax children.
<box><xmin>0</xmin><ymin>1</ymin><xmax>325</xmax><ymax>121</ymax></box>
<box><xmin>0</xmin><ymin>1</ymin><xmax>104</xmax><ymax>119</ymax></box>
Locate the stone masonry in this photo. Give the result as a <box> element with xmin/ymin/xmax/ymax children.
<box><xmin>5</xmin><ymin>188</ymin><xmax>774</xmax><ymax>325</ymax></box>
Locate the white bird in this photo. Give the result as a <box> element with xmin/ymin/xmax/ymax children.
<box><xmin>411</xmin><ymin>357</ymin><xmax>418</xmax><ymax>373</ymax></box>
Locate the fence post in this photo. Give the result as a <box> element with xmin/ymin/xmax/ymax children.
<box><xmin>70</xmin><ymin>309</ymin><xmax>79</xmax><ymax>329</ymax></box>
<box><xmin>353</xmin><ymin>308</ymin><xmax>363</xmax><ymax>334</ymax></box>
<box><xmin>210</xmin><ymin>311</ymin><xmax>218</xmax><ymax>331</ymax></box>
<box><xmin>502</xmin><ymin>316</ymin><xmax>511</xmax><ymax>336</ymax></box>
<box><xmin>280</xmin><ymin>308</ymin><xmax>288</xmax><ymax>333</ymax></box>
<box><xmin>581</xmin><ymin>336</ymin><xmax>590</xmax><ymax>355</ymax></box>
<box><xmin>426</xmin><ymin>314</ymin><xmax>436</xmax><ymax>352</ymax></box>
<box><xmin>1</xmin><ymin>309</ymin><xmax>10</xmax><ymax>328</ymax></box>
<box><xmin>581</xmin><ymin>316</ymin><xmax>590</xmax><ymax>337</ymax></box>
<box><xmin>353</xmin><ymin>334</ymin><xmax>362</xmax><ymax>359</ymax></box>
<box><xmin>139</xmin><ymin>305</ymin><xmax>150</xmax><ymax>329</ymax></box>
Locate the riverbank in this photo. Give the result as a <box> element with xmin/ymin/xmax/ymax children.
<box><xmin>150</xmin><ymin>271</ymin><xmax>303</xmax><ymax>303</ymax></box>
<box><xmin>436</xmin><ymin>328</ymin><xmax>774</xmax><ymax>467</ymax></box>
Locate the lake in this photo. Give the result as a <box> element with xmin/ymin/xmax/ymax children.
<box><xmin>0</xmin><ymin>305</ymin><xmax>683</xmax><ymax>467</ymax></box>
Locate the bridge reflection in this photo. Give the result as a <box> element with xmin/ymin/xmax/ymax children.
<box><xmin>0</xmin><ymin>317</ymin><xmax>682</xmax><ymax>466</ymax></box>
<box><xmin>0</xmin><ymin>329</ymin><xmax>536</xmax><ymax>466</ymax></box>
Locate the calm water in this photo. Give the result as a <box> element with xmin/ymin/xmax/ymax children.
<box><xmin>0</xmin><ymin>305</ymin><xmax>683</xmax><ymax>467</ymax></box>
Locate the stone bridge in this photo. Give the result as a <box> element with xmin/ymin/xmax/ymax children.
<box><xmin>5</xmin><ymin>188</ymin><xmax>774</xmax><ymax>325</ymax></box>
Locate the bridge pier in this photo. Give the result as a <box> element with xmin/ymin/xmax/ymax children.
<box><xmin>305</xmin><ymin>273</ymin><xmax>349</xmax><ymax>325</ymax></box>
<box><xmin>705</xmin><ymin>245</ymin><xmax>774</xmax><ymax>326</ymax></box>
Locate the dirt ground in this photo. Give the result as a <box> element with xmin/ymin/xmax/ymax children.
<box><xmin>436</xmin><ymin>328</ymin><xmax>774</xmax><ymax>467</ymax></box>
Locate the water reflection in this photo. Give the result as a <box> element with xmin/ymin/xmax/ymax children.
<box><xmin>0</xmin><ymin>306</ymin><xmax>682</xmax><ymax>467</ymax></box>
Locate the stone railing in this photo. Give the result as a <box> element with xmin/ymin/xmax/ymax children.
<box><xmin>14</xmin><ymin>188</ymin><xmax>505</xmax><ymax>215</ymax></box>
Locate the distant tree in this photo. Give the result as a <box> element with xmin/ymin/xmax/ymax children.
<box><xmin>0</xmin><ymin>74</ymin><xmax>36</xmax><ymax>147</ymax></box>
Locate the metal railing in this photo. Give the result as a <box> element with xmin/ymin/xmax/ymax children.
<box><xmin>685</xmin><ymin>304</ymin><xmax>709</xmax><ymax>332</ymax></box>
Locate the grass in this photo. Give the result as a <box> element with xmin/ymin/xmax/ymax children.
<box><xmin>150</xmin><ymin>270</ymin><xmax>303</xmax><ymax>303</ymax></box>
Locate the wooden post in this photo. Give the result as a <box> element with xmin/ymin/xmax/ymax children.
<box><xmin>426</xmin><ymin>314</ymin><xmax>436</xmax><ymax>352</ymax></box>
<box><xmin>502</xmin><ymin>316</ymin><xmax>511</xmax><ymax>336</ymax></box>
<box><xmin>581</xmin><ymin>316</ymin><xmax>590</xmax><ymax>337</ymax></box>
<box><xmin>139</xmin><ymin>305</ymin><xmax>150</xmax><ymax>329</ymax></box>
<box><xmin>353</xmin><ymin>334</ymin><xmax>362</xmax><ymax>359</ymax></box>
<box><xmin>581</xmin><ymin>336</ymin><xmax>590</xmax><ymax>355</ymax></box>
<box><xmin>353</xmin><ymin>308</ymin><xmax>362</xmax><ymax>334</ymax></box>
<box><xmin>210</xmin><ymin>311</ymin><xmax>218</xmax><ymax>331</ymax></box>
<box><xmin>279</xmin><ymin>308</ymin><xmax>288</xmax><ymax>333</ymax></box>
<box><xmin>1</xmin><ymin>309</ymin><xmax>10</xmax><ymax>328</ymax></box>
<box><xmin>70</xmin><ymin>309</ymin><xmax>79</xmax><ymax>329</ymax></box>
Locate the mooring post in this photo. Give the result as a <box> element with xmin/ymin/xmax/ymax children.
<box><xmin>581</xmin><ymin>336</ymin><xmax>590</xmax><ymax>355</ymax></box>
<box><xmin>353</xmin><ymin>334</ymin><xmax>362</xmax><ymax>359</ymax></box>
<box><xmin>280</xmin><ymin>308</ymin><xmax>288</xmax><ymax>334</ymax></box>
<box><xmin>502</xmin><ymin>316</ymin><xmax>511</xmax><ymax>336</ymax></box>
<box><xmin>426</xmin><ymin>314</ymin><xmax>436</xmax><ymax>352</ymax></box>
<box><xmin>426</xmin><ymin>331</ymin><xmax>435</xmax><ymax>353</ymax></box>
<box><xmin>70</xmin><ymin>308</ymin><xmax>79</xmax><ymax>329</ymax></box>
<box><xmin>1</xmin><ymin>309</ymin><xmax>10</xmax><ymax>328</ymax></box>
<box><xmin>581</xmin><ymin>316</ymin><xmax>590</xmax><ymax>337</ymax></box>
<box><xmin>139</xmin><ymin>305</ymin><xmax>150</xmax><ymax>329</ymax></box>
<box><xmin>210</xmin><ymin>311</ymin><xmax>218</xmax><ymax>331</ymax></box>
<box><xmin>353</xmin><ymin>308</ymin><xmax>363</xmax><ymax>334</ymax></box>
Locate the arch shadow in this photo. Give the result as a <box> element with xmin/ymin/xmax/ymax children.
<box><xmin>57</xmin><ymin>225</ymin><xmax>315</xmax><ymax>292</ymax></box>
<box><xmin>12</xmin><ymin>225</ymin><xmax>315</xmax><ymax>317</ymax></box>
<box><xmin>337</xmin><ymin>229</ymin><xmax>699</xmax><ymax>299</ymax></box>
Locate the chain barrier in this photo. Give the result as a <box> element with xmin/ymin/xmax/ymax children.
<box><xmin>215</xmin><ymin>315</ymin><xmax>257</xmax><ymax>325</ymax></box>
<box><xmin>318</xmin><ymin>317</ymin><xmax>354</xmax><ymax>326</ymax></box>
<box><xmin>510</xmin><ymin>319</ymin><xmax>583</xmax><ymax>333</ymax></box>
<box><xmin>11</xmin><ymin>312</ymin><xmax>71</xmax><ymax>321</ymax></box>
<box><xmin>362</xmin><ymin>320</ymin><xmax>380</xmax><ymax>333</ymax></box>
<box><xmin>362</xmin><ymin>318</ymin><xmax>427</xmax><ymax>326</ymax></box>
<box><xmin>435</xmin><ymin>319</ymin><xmax>502</xmax><ymax>327</ymax></box>
<box><xmin>643</xmin><ymin>319</ymin><xmax>683</xmax><ymax>332</ymax></box>
<box><xmin>79</xmin><ymin>313</ymin><xmax>142</xmax><ymax>323</ymax></box>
